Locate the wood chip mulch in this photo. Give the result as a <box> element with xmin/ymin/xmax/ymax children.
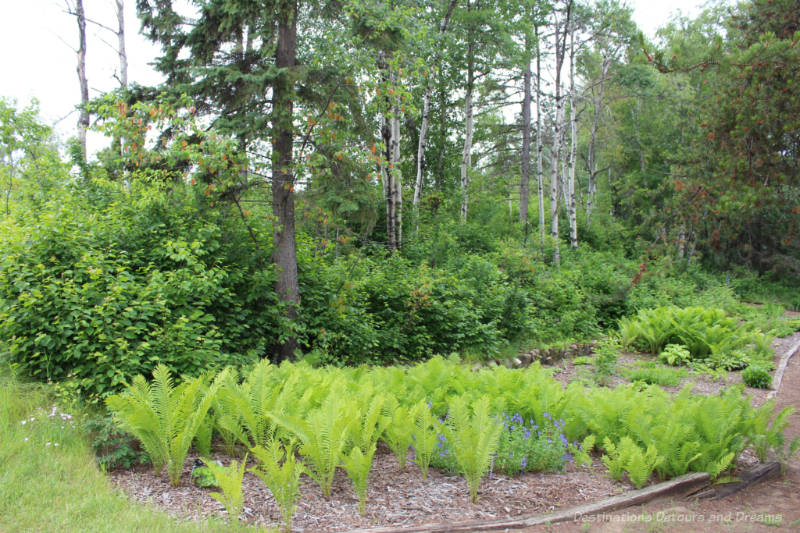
<box><xmin>111</xmin><ymin>445</ymin><xmax>629</xmax><ymax>532</ymax></box>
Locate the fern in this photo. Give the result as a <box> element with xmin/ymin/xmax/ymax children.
<box><xmin>601</xmin><ymin>437</ymin><xmax>662</xmax><ymax>489</ymax></box>
<box><xmin>341</xmin><ymin>444</ymin><xmax>376</xmax><ymax>515</ymax></box>
<box><xmin>202</xmin><ymin>454</ymin><xmax>247</xmax><ymax>522</ymax></box>
<box><xmin>570</xmin><ymin>434</ymin><xmax>595</xmax><ymax>468</ymax></box>
<box><xmin>410</xmin><ymin>400</ymin><xmax>439</xmax><ymax>480</ymax></box>
<box><xmin>382</xmin><ymin>403</ymin><xmax>415</xmax><ymax>469</ymax></box>
<box><xmin>444</xmin><ymin>395</ymin><xmax>503</xmax><ymax>503</ymax></box>
<box><xmin>250</xmin><ymin>440</ymin><xmax>304</xmax><ymax>532</ymax></box>
<box><xmin>106</xmin><ymin>364</ymin><xmax>229</xmax><ymax>485</ymax></box>
<box><xmin>267</xmin><ymin>394</ymin><xmax>352</xmax><ymax>498</ymax></box>
<box><xmin>214</xmin><ymin>361</ymin><xmax>279</xmax><ymax>449</ymax></box>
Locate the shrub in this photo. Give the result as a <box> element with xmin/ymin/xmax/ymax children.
<box><xmin>742</xmin><ymin>366</ymin><xmax>772</xmax><ymax>389</ymax></box>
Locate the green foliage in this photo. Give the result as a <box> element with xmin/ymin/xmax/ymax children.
<box><xmin>442</xmin><ymin>395</ymin><xmax>503</xmax><ymax>503</ymax></box>
<box><xmin>593</xmin><ymin>337</ymin><xmax>619</xmax><ymax>385</ymax></box>
<box><xmin>602</xmin><ymin>437</ymin><xmax>662</xmax><ymax>489</ymax></box>
<box><xmin>191</xmin><ymin>461</ymin><xmax>218</xmax><ymax>488</ymax></box>
<box><xmin>381</xmin><ymin>402</ymin><xmax>415</xmax><ymax>469</ymax></box>
<box><xmin>0</xmin><ymin>181</ymin><xmax>277</xmax><ymax>398</ymax></box>
<box><xmin>618</xmin><ymin>306</ymin><xmax>773</xmax><ymax>369</ymax></box>
<box><xmin>742</xmin><ymin>365</ymin><xmax>772</xmax><ymax>389</ymax></box>
<box><xmin>249</xmin><ymin>441</ymin><xmax>305</xmax><ymax>532</ymax></box>
<box><xmin>623</xmin><ymin>361</ymin><xmax>687</xmax><ymax>387</ymax></box>
<box><xmin>267</xmin><ymin>394</ymin><xmax>351</xmax><ymax>498</ymax></box>
<box><xmin>658</xmin><ymin>344</ymin><xmax>691</xmax><ymax>366</ymax></box>
<box><xmin>202</xmin><ymin>455</ymin><xmax>247</xmax><ymax>523</ymax></box>
<box><xmin>83</xmin><ymin>413</ymin><xmax>149</xmax><ymax>471</ymax></box>
<box><xmin>341</xmin><ymin>444</ymin><xmax>375</xmax><ymax>515</ymax></box>
<box><xmin>410</xmin><ymin>400</ymin><xmax>439</xmax><ymax>480</ymax></box>
<box><xmin>105</xmin><ymin>364</ymin><xmax>228</xmax><ymax>485</ymax></box>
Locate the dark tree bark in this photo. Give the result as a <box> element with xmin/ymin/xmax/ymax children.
<box><xmin>272</xmin><ymin>0</ymin><xmax>299</xmax><ymax>362</ymax></box>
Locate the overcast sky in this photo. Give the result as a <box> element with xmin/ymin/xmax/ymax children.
<box><xmin>1</xmin><ymin>0</ymin><xmax>707</xmax><ymax>147</ymax></box>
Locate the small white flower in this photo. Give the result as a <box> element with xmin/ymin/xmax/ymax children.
<box><xmin>54</xmin><ymin>443</ymin><xmax>59</xmax><ymax>447</ymax></box>
<box><xmin>24</xmin><ymin>437</ymin><xmax>28</xmax><ymax>442</ymax></box>
<box><xmin>20</xmin><ymin>420</ymin><xmax>26</xmax><ymax>425</ymax></box>
<box><xmin>45</xmin><ymin>442</ymin><xmax>51</xmax><ymax>446</ymax></box>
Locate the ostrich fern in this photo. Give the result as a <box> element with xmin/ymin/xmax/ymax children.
<box><xmin>106</xmin><ymin>364</ymin><xmax>229</xmax><ymax>485</ymax></box>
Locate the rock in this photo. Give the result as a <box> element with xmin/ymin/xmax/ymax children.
<box><xmin>512</xmin><ymin>357</ymin><xmax>523</xmax><ymax>368</ymax></box>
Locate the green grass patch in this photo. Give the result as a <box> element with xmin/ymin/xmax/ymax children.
<box><xmin>623</xmin><ymin>361</ymin><xmax>688</xmax><ymax>387</ymax></box>
<box><xmin>0</xmin><ymin>371</ymin><xmax>237</xmax><ymax>533</ymax></box>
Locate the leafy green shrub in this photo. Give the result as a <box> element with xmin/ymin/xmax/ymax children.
<box><xmin>84</xmin><ymin>413</ymin><xmax>149</xmax><ymax>471</ymax></box>
<box><xmin>0</xmin><ymin>184</ymin><xmax>276</xmax><ymax>398</ymax></box>
<box><xmin>742</xmin><ymin>366</ymin><xmax>772</xmax><ymax>389</ymax></box>
<box><xmin>593</xmin><ymin>337</ymin><xmax>619</xmax><ymax>385</ymax></box>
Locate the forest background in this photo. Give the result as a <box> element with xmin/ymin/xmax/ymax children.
<box><xmin>1</xmin><ymin>0</ymin><xmax>798</xmax><ymax>399</ymax></box>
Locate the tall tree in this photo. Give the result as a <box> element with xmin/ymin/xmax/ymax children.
<box><xmin>136</xmin><ymin>0</ymin><xmax>306</xmax><ymax>360</ymax></box>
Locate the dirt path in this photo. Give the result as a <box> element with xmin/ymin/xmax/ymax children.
<box><xmin>522</xmin><ymin>333</ymin><xmax>800</xmax><ymax>533</ymax></box>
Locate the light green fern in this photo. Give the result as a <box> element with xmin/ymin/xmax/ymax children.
<box><xmin>106</xmin><ymin>364</ymin><xmax>229</xmax><ymax>485</ymax></box>
<box><xmin>382</xmin><ymin>402</ymin><xmax>415</xmax><ymax>470</ymax></box>
<box><xmin>341</xmin><ymin>444</ymin><xmax>376</xmax><ymax>515</ymax></box>
<box><xmin>410</xmin><ymin>400</ymin><xmax>439</xmax><ymax>480</ymax></box>
<box><xmin>202</xmin><ymin>454</ymin><xmax>247</xmax><ymax>522</ymax></box>
<box><xmin>250</xmin><ymin>440</ymin><xmax>304</xmax><ymax>532</ymax></box>
<box><xmin>445</xmin><ymin>395</ymin><xmax>503</xmax><ymax>503</ymax></box>
<box><xmin>267</xmin><ymin>394</ymin><xmax>352</xmax><ymax>498</ymax></box>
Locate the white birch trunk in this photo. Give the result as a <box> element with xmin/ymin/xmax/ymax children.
<box><xmin>567</xmin><ymin>27</ymin><xmax>578</xmax><ymax>249</ymax></box>
<box><xmin>460</xmin><ymin>41</ymin><xmax>474</xmax><ymax>223</ymax></box>
<box><xmin>414</xmin><ymin>0</ymin><xmax>458</xmax><ymax>209</ymax></box>
<box><xmin>115</xmin><ymin>0</ymin><xmax>128</xmax><ymax>88</ymax></box>
<box><xmin>75</xmin><ymin>0</ymin><xmax>89</xmax><ymax>163</ymax></box>
<box><xmin>535</xmin><ymin>25</ymin><xmax>545</xmax><ymax>246</ymax></box>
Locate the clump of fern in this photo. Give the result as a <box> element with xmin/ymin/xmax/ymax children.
<box><xmin>444</xmin><ymin>395</ymin><xmax>503</xmax><ymax>503</ymax></box>
<box><xmin>106</xmin><ymin>364</ymin><xmax>229</xmax><ymax>485</ymax></box>
<box><xmin>202</xmin><ymin>454</ymin><xmax>248</xmax><ymax>523</ymax></box>
<box><xmin>268</xmin><ymin>394</ymin><xmax>351</xmax><ymax>498</ymax></box>
<box><xmin>382</xmin><ymin>402</ymin><xmax>415</xmax><ymax>470</ymax></box>
<box><xmin>341</xmin><ymin>394</ymin><xmax>391</xmax><ymax>515</ymax></box>
<box><xmin>601</xmin><ymin>436</ymin><xmax>662</xmax><ymax>489</ymax></box>
<box><xmin>410</xmin><ymin>400</ymin><xmax>439</xmax><ymax>480</ymax></box>
<box><xmin>250</xmin><ymin>440</ymin><xmax>305</xmax><ymax>532</ymax></box>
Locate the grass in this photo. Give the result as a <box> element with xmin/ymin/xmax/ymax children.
<box><xmin>0</xmin><ymin>369</ymin><xmax>245</xmax><ymax>533</ymax></box>
<box><xmin>622</xmin><ymin>361</ymin><xmax>688</xmax><ymax>387</ymax></box>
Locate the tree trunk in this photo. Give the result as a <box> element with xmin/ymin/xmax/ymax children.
<box><xmin>413</xmin><ymin>0</ymin><xmax>458</xmax><ymax>210</ymax></box>
<box><xmin>549</xmin><ymin>0</ymin><xmax>572</xmax><ymax>265</ymax></box>
<box><xmin>272</xmin><ymin>0</ymin><xmax>299</xmax><ymax>362</ymax></box>
<box><xmin>519</xmin><ymin>32</ymin><xmax>532</xmax><ymax>230</ymax></box>
<box><xmin>460</xmin><ymin>37</ymin><xmax>474</xmax><ymax>223</ymax></box>
<box><xmin>586</xmin><ymin>57</ymin><xmax>609</xmax><ymax>227</ymax></box>
<box><xmin>567</xmin><ymin>27</ymin><xmax>578</xmax><ymax>249</ymax></box>
<box><xmin>115</xmin><ymin>0</ymin><xmax>128</xmax><ymax>88</ymax></box>
<box><xmin>391</xmin><ymin>107</ymin><xmax>402</xmax><ymax>248</ymax></box>
<box><xmin>75</xmin><ymin>0</ymin><xmax>89</xmax><ymax>163</ymax></box>
<box><xmin>381</xmin><ymin>60</ymin><xmax>403</xmax><ymax>253</ymax></box>
<box><xmin>535</xmin><ymin>24</ymin><xmax>545</xmax><ymax>246</ymax></box>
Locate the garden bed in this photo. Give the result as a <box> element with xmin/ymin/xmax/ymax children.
<box><xmin>106</xmin><ymin>331</ymin><xmax>800</xmax><ymax>531</ymax></box>
<box><xmin>112</xmin><ymin>445</ymin><xmax>629</xmax><ymax>531</ymax></box>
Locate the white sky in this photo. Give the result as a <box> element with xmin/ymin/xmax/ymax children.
<box><xmin>0</xmin><ymin>0</ymin><xmax>706</xmax><ymax>149</ymax></box>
